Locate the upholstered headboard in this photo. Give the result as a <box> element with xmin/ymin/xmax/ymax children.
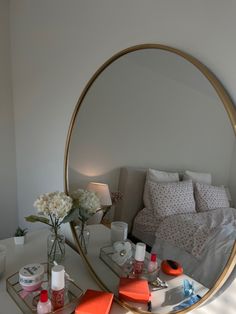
<box><xmin>114</xmin><ymin>167</ymin><xmax>147</xmax><ymax>232</ymax></box>
<box><xmin>113</xmin><ymin>167</ymin><xmax>186</xmax><ymax>232</ymax></box>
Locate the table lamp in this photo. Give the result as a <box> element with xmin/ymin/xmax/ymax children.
<box><xmin>87</xmin><ymin>182</ymin><xmax>112</xmax><ymax>207</ymax></box>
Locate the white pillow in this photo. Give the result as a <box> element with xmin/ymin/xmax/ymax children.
<box><xmin>143</xmin><ymin>168</ymin><xmax>179</xmax><ymax>209</ymax></box>
<box><xmin>183</xmin><ymin>170</ymin><xmax>212</xmax><ymax>185</ymax></box>
<box><xmin>195</xmin><ymin>182</ymin><xmax>229</xmax><ymax>212</ymax></box>
<box><xmin>149</xmin><ymin>180</ymin><xmax>196</xmax><ymax>219</ymax></box>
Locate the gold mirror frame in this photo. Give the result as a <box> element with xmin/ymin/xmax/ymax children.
<box><xmin>64</xmin><ymin>44</ymin><xmax>236</xmax><ymax>314</ymax></box>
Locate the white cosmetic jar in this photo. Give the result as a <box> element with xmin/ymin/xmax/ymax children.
<box><xmin>19</xmin><ymin>263</ymin><xmax>44</xmax><ymax>291</ymax></box>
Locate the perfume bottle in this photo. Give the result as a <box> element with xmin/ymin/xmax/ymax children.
<box><xmin>133</xmin><ymin>242</ymin><xmax>146</xmax><ymax>275</ymax></box>
<box><xmin>37</xmin><ymin>290</ymin><xmax>52</xmax><ymax>314</ymax></box>
<box><xmin>51</xmin><ymin>265</ymin><xmax>65</xmax><ymax>310</ymax></box>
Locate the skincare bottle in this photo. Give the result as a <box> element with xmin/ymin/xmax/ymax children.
<box><xmin>133</xmin><ymin>242</ymin><xmax>146</xmax><ymax>275</ymax></box>
<box><xmin>147</xmin><ymin>253</ymin><xmax>158</xmax><ymax>281</ymax></box>
<box><xmin>51</xmin><ymin>265</ymin><xmax>65</xmax><ymax>310</ymax></box>
<box><xmin>37</xmin><ymin>290</ymin><xmax>52</xmax><ymax>314</ymax></box>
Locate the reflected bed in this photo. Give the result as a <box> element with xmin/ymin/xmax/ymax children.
<box><xmin>115</xmin><ymin>167</ymin><xmax>236</xmax><ymax>288</ymax></box>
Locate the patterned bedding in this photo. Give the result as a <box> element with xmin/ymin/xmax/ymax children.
<box><xmin>133</xmin><ymin>207</ymin><xmax>162</xmax><ymax>234</ymax></box>
<box><xmin>133</xmin><ymin>207</ymin><xmax>236</xmax><ymax>259</ymax></box>
<box><xmin>154</xmin><ymin>207</ymin><xmax>236</xmax><ymax>259</ymax></box>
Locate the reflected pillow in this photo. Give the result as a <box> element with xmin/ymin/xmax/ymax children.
<box><xmin>143</xmin><ymin>168</ymin><xmax>179</xmax><ymax>209</ymax></box>
<box><xmin>195</xmin><ymin>182</ymin><xmax>229</xmax><ymax>212</ymax></box>
<box><xmin>183</xmin><ymin>170</ymin><xmax>212</xmax><ymax>185</ymax></box>
<box><xmin>149</xmin><ymin>180</ymin><xmax>196</xmax><ymax>219</ymax></box>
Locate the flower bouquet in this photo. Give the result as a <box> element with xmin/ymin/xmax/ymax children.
<box><xmin>26</xmin><ymin>189</ymin><xmax>101</xmax><ymax>257</ymax></box>
<box><xmin>25</xmin><ymin>191</ymin><xmax>73</xmax><ymax>265</ymax></box>
<box><xmin>63</xmin><ymin>189</ymin><xmax>101</xmax><ymax>254</ymax></box>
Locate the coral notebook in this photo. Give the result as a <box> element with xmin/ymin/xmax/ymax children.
<box><xmin>75</xmin><ymin>289</ymin><xmax>114</xmax><ymax>314</ymax></box>
<box><xmin>118</xmin><ymin>277</ymin><xmax>150</xmax><ymax>303</ymax></box>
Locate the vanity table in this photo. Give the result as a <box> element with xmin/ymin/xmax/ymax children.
<box><xmin>0</xmin><ymin>225</ymin><xmax>208</xmax><ymax>313</ymax></box>
<box><xmin>0</xmin><ymin>227</ymin><xmax>235</xmax><ymax>314</ymax></box>
<box><xmin>0</xmin><ymin>229</ymin><xmax>126</xmax><ymax>314</ymax></box>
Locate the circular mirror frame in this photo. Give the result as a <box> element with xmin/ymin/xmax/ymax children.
<box><xmin>64</xmin><ymin>44</ymin><xmax>236</xmax><ymax>314</ymax></box>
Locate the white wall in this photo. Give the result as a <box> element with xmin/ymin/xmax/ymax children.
<box><xmin>0</xmin><ymin>0</ymin><xmax>17</xmax><ymax>239</ymax></box>
<box><xmin>9</xmin><ymin>0</ymin><xmax>236</xmax><ymax>313</ymax></box>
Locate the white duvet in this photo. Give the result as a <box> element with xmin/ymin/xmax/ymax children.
<box><xmin>152</xmin><ymin>207</ymin><xmax>236</xmax><ymax>288</ymax></box>
<box><xmin>154</xmin><ymin>207</ymin><xmax>236</xmax><ymax>259</ymax></box>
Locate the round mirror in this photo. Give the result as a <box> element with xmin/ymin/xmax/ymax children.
<box><xmin>64</xmin><ymin>44</ymin><xmax>236</xmax><ymax>313</ymax></box>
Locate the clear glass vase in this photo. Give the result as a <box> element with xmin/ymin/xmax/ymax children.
<box><xmin>47</xmin><ymin>227</ymin><xmax>65</xmax><ymax>267</ymax></box>
<box><xmin>75</xmin><ymin>222</ymin><xmax>90</xmax><ymax>254</ymax></box>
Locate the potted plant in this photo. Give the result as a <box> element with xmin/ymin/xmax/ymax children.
<box><xmin>14</xmin><ymin>227</ymin><xmax>28</xmax><ymax>245</ymax></box>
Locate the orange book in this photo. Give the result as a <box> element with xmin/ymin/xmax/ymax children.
<box><xmin>75</xmin><ymin>289</ymin><xmax>114</xmax><ymax>314</ymax></box>
<box><xmin>118</xmin><ymin>277</ymin><xmax>150</xmax><ymax>303</ymax></box>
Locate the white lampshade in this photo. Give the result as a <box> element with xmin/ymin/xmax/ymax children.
<box><xmin>87</xmin><ymin>182</ymin><xmax>112</xmax><ymax>206</ymax></box>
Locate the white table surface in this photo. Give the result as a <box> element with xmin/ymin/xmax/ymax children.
<box><xmin>0</xmin><ymin>226</ymin><xmax>235</xmax><ymax>314</ymax></box>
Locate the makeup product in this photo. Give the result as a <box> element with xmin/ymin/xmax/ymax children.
<box><xmin>51</xmin><ymin>265</ymin><xmax>65</xmax><ymax>310</ymax></box>
<box><xmin>37</xmin><ymin>290</ymin><xmax>52</xmax><ymax>314</ymax></box>
<box><xmin>53</xmin><ymin>261</ymin><xmax>74</xmax><ymax>282</ymax></box>
<box><xmin>147</xmin><ymin>253</ymin><xmax>158</xmax><ymax>282</ymax></box>
<box><xmin>119</xmin><ymin>277</ymin><xmax>150</xmax><ymax>303</ymax></box>
<box><xmin>133</xmin><ymin>242</ymin><xmax>146</xmax><ymax>275</ymax></box>
<box><xmin>161</xmin><ymin>260</ymin><xmax>183</xmax><ymax>276</ymax></box>
<box><xmin>173</xmin><ymin>294</ymin><xmax>201</xmax><ymax>311</ymax></box>
<box><xmin>75</xmin><ymin>289</ymin><xmax>114</xmax><ymax>314</ymax></box>
<box><xmin>19</xmin><ymin>263</ymin><xmax>44</xmax><ymax>291</ymax></box>
<box><xmin>183</xmin><ymin>279</ymin><xmax>194</xmax><ymax>297</ymax></box>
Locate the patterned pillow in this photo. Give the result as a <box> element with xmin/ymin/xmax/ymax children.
<box><xmin>149</xmin><ymin>180</ymin><xmax>196</xmax><ymax>219</ymax></box>
<box><xmin>195</xmin><ymin>182</ymin><xmax>229</xmax><ymax>212</ymax></box>
<box><xmin>143</xmin><ymin>168</ymin><xmax>179</xmax><ymax>209</ymax></box>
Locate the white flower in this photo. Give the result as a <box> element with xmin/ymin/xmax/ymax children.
<box><xmin>70</xmin><ymin>189</ymin><xmax>101</xmax><ymax>219</ymax></box>
<box><xmin>34</xmin><ymin>191</ymin><xmax>73</xmax><ymax>219</ymax></box>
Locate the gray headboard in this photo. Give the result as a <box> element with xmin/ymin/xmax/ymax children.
<box><xmin>114</xmin><ymin>167</ymin><xmax>147</xmax><ymax>232</ymax></box>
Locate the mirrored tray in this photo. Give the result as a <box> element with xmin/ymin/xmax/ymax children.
<box><xmin>6</xmin><ymin>263</ymin><xmax>83</xmax><ymax>314</ymax></box>
<box><xmin>100</xmin><ymin>242</ymin><xmax>151</xmax><ymax>278</ymax></box>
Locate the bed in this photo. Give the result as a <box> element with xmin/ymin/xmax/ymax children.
<box><xmin>114</xmin><ymin>167</ymin><xmax>236</xmax><ymax>288</ymax></box>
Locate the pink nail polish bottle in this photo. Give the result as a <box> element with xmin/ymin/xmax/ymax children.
<box><xmin>37</xmin><ymin>290</ymin><xmax>52</xmax><ymax>314</ymax></box>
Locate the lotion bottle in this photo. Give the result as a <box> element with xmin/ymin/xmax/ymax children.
<box><xmin>37</xmin><ymin>290</ymin><xmax>52</xmax><ymax>314</ymax></box>
<box><xmin>51</xmin><ymin>265</ymin><xmax>65</xmax><ymax>310</ymax></box>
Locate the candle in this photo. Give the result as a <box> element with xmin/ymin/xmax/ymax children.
<box><xmin>111</xmin><ymin>222</ymin><xmax>128</xmax><ymax>243</ymax></box>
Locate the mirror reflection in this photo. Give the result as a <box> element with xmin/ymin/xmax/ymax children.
<box><xmin>66</xmin><ymin>48</ymin><xmax>236</xmax><ymax>313</ymax></box>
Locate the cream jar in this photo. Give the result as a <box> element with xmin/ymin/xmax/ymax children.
<box><xmin>19</xmin><ymin>263</ymin><xmax>44</xmax><ymax>291</ymax></box>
